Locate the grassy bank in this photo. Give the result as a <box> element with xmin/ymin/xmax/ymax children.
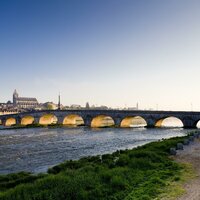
<box><xmin>0</xmin><ymin>134</ymin><xmax>196</xmax><ymax>200</ymax></box>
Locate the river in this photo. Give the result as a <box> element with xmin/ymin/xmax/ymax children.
<box><xmin>0</xmin><ymin>127</ymin><xmax>191</xmax><ymax>174</ymax></box>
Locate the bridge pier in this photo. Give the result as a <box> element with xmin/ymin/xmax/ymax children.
<box><xmin>145</xmin><ymin>118</ymin><xmax>156</xmax><ymax>128</ymax></box>
<box><xmin>84</xmin><ymin>116</ymin><xmax>92</xmax><ymax>127</ymax></box>
<box><xmin>113</xmin><ymin>117</ymin><xmax>122</xmax><ymax>127</ymax></box>
<box><xmin>33</xmin><ymin>117</ymin><xmax>40</xmax><ymax>125</ymax></box>
<box><xmin>57</xmin><ymin>116</ymin><xmax>64</xmax><ymax>125</ymax></box>
<box><xmin>182</xmin><ymin>119</ymin><xmax>196</xmax><ymax>129</ymax></box>
<box><xmin>15</xmin><ymin>117</ymin><xmax>21</xmax><ymax>126</ymax></box>
<box><xmin>1</xmin><ymin>119</ymin><xmax>6</xmax><ymax>126</ymax></box>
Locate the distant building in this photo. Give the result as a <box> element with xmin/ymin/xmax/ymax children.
<box><xmin>13</xmin><ymin>89</ymin><xmax>39</xmax><ymax>109</ymax></box>
<box><xmin>0</xmin><ymin>101</ymin><xmax>17</xmax><ymax>114</ymax></box>
<box><xmin>85</xmin><ymin>102</ymin><xmax>90</xmax><ymax>109</ymax></box>
<box><xmin>70</xmin><ymin>104</ymin><xmax>81</xmax><ymax>109</ymax></box>
<box><xmin>128</xmin><ymin>103</ymin><xmax>139</xmax><ymax>110</ymax></box>
<box><xmin>90</xmin><ymin>105</ymin><xmax>108</xmax><ymax>110</ymax></box>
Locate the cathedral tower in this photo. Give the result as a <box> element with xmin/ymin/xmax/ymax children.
<box><xmin>13</xmin><ymin>89</ymin><xmax>19</xmax><ymax>106</ymax></box>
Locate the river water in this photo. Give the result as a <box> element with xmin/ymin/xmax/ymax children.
<box><xmin>0</xmin><ymin>127</ymin><xmax>191</xmax><ymax>174</ymax></box>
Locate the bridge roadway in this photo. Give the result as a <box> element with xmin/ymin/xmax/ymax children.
<box><xmin>0</xmin><ymin>109</ymin><xmax>200</xmax><ymax>128</ymax></box>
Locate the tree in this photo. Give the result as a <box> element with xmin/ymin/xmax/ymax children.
<box><xmin>47</xmin><ymin>103</ymin><xmax>54</xmax><ymax>110</ymax></box>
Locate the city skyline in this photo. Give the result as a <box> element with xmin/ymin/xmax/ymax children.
<box><xmin>1</xmin><ymin>0</ymin><xmax>200</xmax><ymax>111</ymax></box>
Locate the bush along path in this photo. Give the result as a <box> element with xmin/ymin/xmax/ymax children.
<box><xmin>0</xmin><ymin>132</ymin><xmax>198</xmax><ymax>200</ymax></box>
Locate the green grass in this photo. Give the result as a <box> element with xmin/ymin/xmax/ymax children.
<box><xmin>0</xmin><ymin>133</ymin><xmax>197</xmax><ymax>200</ymax></box>
<box><xmin>154</xmin><ymin>162</ymin><xmax>196</xmax><ymax>200</ymax></box>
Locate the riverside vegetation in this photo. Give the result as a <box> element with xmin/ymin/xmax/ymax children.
<box><xmin>0</xmin><ymin>132</ymin><xmax>196</xmax><ymax>200</ymax></box>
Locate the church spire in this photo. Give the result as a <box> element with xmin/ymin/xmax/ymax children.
<box><xmin>58</xmin><ymin>92</ymin><xmax>61</xmax><ymax>110</ymax></box>
<box><xmin>13</xmin><ymin>89</ymin><xmax>18</xmax><ymax>97</ymax></box>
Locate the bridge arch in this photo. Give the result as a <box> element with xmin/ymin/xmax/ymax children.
<box><xmin>39</xmin><ymin>114</ymin><xmax>58</xmax><ymax>125</ymax></box>
<box><xmin>63</xmin><ymin>114</ymin><xmax>84</xmax><ymax>126</ymax></box>
<box><xmin>21</xmin><ymin>116</ymin><xmax>35</xmax><ymax>126</ymax></box>
<box><xmin>155</xmin><ymin>117</ymin><xmax>183</xmax><ymax>128</ymax></box>
<box><xmin>5</xmin><ymin>117</ymin><xmax>16</xmax><ymax>126</ymax></box>
<box><xmin>91</xmin><ymin>115</ymin><xmax>115</xmax><ymax>128</ymax></box>
<box><xmin>120</xmin><ymin>116</ymin><xmax>147</xmax><ymax>128</ymax></box>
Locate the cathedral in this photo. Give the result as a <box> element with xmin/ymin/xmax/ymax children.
<box><xmin>13</xmin><ymin>90</ymin><xmax>39</xmax><ymax>109</ymax></box>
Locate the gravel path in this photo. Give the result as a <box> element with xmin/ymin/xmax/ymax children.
<box><xmin>174</xmin><ymin>138</ymin><xmax>200</xmax><ymax>200</ymax></box>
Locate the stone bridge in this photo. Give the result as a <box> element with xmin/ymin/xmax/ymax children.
<box><xmin>0</xmin><ymin>109</ymin><xmax>200</xmax><ymax>128</ymax></box>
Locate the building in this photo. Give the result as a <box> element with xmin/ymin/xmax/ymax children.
<box><xmin>13</xmin><ymin>89</ymin><xmax>39</xmax><ymax>109</ymax></box>
<box><xmin>0</xmin><ymin>101</ymin><xmax>18</xmax><ymax>115</ymax></box>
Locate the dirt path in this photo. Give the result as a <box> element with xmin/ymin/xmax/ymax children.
<box><xmin>174</xmin><ymin>138</ymin><xmax>200</xmax><ymax>200</ymax></box>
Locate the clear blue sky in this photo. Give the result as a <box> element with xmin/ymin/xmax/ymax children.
<box><xmin>1</xmin><ymin>0</ymin><xmax>200</xmax><ymax>110</ymax></box>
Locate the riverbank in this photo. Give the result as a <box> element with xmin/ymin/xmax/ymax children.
<box><xmin>174</xmin><ymin>137</ymin><xmax>200</xmax><ymax>200</ymax></box>
<box><xmin>0</xmin><ymin>132</ymin><xmax>197</xmax><ymax>200</ymax></box>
